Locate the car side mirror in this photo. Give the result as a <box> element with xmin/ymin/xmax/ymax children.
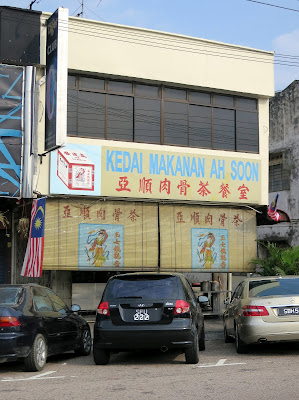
<box><xmin>71</xmin><ymin>304</ymin><xmax>81</xmax><ymax>312</ymax></box>
<box><xmin>198</xmin><ymin>295</ymin><xmax>209</xmax><ymax>304</ymax></box>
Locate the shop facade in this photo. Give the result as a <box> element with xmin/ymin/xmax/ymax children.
<box><xmin>11</xmin><ymin>8</ymin><xmax>274</xmax><ymax>311</ymax></box>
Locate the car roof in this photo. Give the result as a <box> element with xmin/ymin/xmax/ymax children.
<box><xmin>242</xmin><ymin>275</ymin><xmax>299</xmax><ymax>283</ymax></box>
<box><xmin>109</xmin><ymin>272</ymin><xmax>185</xmax><ymax>280</ymax></box>
<box><xmin>0</xmin><ymin>283</ymin><xmax>47</xmax><ymax>288</ymax></box>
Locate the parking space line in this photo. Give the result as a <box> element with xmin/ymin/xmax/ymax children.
<box><xmin>196</xmin><ymin>358</ymin><xmax>246</xmax><ymax>368</ymax></box>
<box><xmin>1</xmin><ymin>371</ymin><xmax>65</xmax><ymax>382</ymax></box>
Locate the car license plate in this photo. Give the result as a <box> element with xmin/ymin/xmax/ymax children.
<box><xmin>134</xmin><ymin>309</ymin><xmax>150</xmax><ymax>321</ymax></box>
<box><xmin>278</xmin><ymin>307</ymin><xmax>299</xmax><ymax>316</ymax></box>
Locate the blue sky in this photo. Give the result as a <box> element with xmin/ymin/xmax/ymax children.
<box><xmin>2</xmin><ymin>0</ymin><xmax>299</xmax><ymax>91</ymax></box>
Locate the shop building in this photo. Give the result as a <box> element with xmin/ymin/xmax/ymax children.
<box><xmin>257</xmin><ymin>80</ymin><xmax>299</xmax><ymax>249</ymax></box>
<box><xmin>2</xmin><ymin>7</ymin><xmax>274</xmax><ymax>312</ymax></box>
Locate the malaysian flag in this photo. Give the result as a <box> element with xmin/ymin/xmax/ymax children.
<box><xmin>21</xmin><ymin>198</ymin><xmax>46</xmax><ymax>277</ymax></box>
<box><xmin>267</xmin><ymin>194</ymin><xmax>281</xmax><ymax>222</ymax></box>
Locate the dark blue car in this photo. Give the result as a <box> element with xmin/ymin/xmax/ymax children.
<box><xmin>0</xmin><ymin>284</ymin><xmax>91</xmax><ymax>371</ymax></box>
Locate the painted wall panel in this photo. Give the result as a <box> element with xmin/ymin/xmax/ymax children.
<box><xmin>43</xmin><ymin>199</ymin><xmax>158</xmax><ymax>270</ymax></box>
<box><xmin>160</xmin><ymin>205</ymin><xmax>256</xmax><ymax>272</ymax></box>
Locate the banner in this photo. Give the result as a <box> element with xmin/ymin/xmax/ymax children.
<box><xmin>43</xmin><ymin>199</ymin><xmax>158</xmax><ymax>271</ymax></box>
<box><xmin>21</xmin><ymin>198</ymin><xmax>46</xmax><ymax>277</ymax></box>
<box><xmin>159</xmin><ymin>204</ymin><xmax>256</xmax><ymax>272</ymax></box>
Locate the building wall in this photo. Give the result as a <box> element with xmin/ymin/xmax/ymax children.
<box><xmin>258</xmin><ymin>80</ymin><xmax>299</xmax><ymax>247</ymax></box>
<box><xmin>36</xmin><ymin>13</ymin><xmax>273</xmax><ymax>206</ymax></box>
<box><xmin>40</xmin><ymin>15</ymin><xmax>274</xmax><ymax>97</ymax></box>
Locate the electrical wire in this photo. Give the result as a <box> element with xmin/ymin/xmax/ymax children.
<box><xmin>245</xmin><ymin>0</ymin><xmax>299</xmax><ymax>12</ymax></box>
<box><xmin>1</xmin><ymin>13</ymin><xmax>298</xmax><ymax>68</ymax></box>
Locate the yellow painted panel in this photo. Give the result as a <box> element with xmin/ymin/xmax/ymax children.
<box><xmin>43</xmin><ymin>199</ymin><xmax>158</xmax><ymax>270</ymax></box>
<box><xmin>102</xmin><ymin>146</ymin><xmax>261</xmax><ymax>204</ymax></box>
<box><xmin>160</xmin><ymin>205</ymin><xmax>256</xmax><ymax>272</ymax></box>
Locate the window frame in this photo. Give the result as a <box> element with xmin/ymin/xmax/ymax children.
<box><xmin>67</xmin><ymin>75</ymin><xmax>259</xmax><ymax>153</ymax></box>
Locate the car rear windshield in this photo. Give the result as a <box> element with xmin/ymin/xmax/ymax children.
<box><xmin>0</xmin><ymin>287</ymin><xmax>24</xmax><ymax>305</ymax></box>
<box><xmin>249</xmin><ymin>279</ymin><xmax>299</xmax><ymax>297</ymax></box>
<box><xmin>104</xmin><ymin>276</ymin><xmax>181</xmax><ymax>300</ymax></box>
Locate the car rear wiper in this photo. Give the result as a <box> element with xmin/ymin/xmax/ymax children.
<box><xmin>116</xmin><ymin>296</ymin><xmax>143</xmax><ymax>299</ymax></box>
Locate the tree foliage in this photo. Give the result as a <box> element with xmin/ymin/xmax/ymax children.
<box><xmin>250</xmin><ymin>242</ymin><xmax>299</xmax><ymax>276</ymax></box>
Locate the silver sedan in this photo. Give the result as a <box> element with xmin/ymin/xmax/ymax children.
<box><xmin>223</xmin><ymin>276</ymin><xmax>299</xmax><ymax>353</ymax></box>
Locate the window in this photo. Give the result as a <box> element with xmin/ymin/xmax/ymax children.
<box><xmin>134</xmin><ymin>98</ymin><xmax>160</xmax><ymax>144</ymax></box>
<box><xmin>269</xmin><ymin>154</ymin><xmax>290</xmax><ymax>192</ymax></box>
<box><xmin>79</xmin><ymin>77</ymin><xmax>105</xmax><ymax>91</ymax></box>
<box><xmin>78</xmin><ymin>91</ymin><xmax>105</xmax><ymax>138</ymax></box>
<box><xmin>32</xmin><ymin>288</ymin><xmax>54</xmax><ymax>312</ymax></box>
<box><xmin>165</xmin><ymin>87</ymin><xmax>187</xmax><ymax>100</ymax></box>
<box><xmin>189</xmin><ymin>105</ymin><xmax>212</xmax><ymax>148</ymax></box>
<box><xmin>164</xmin><ymin>102</ymin><xmax>188</xmax><ymax>146</ymax></box>
<box><xmin>107</xmin><ymin>95</ymin><xmax>133</xmax><ymax>141</ymax></box>
<box><xmin>109</xmin><ymin>81</ymin><xmax>132</xmax><ymax>93</ymax></box>
<box><xmin>189</xmin><ymin>91</ymin><xmax>211</xmax><ymax>105</ymax></box>
<box><xmin>67</xmin><ymin>75</ymin><xmax>259</xmax><ymax>153</ymax></box>
<box><xmin>44</xmin><ymin>288</ymin><xmax>69</xmax><ymax>314</ymax></box>
<box><xmin>236</xmin><ymin>111</ymin><xmax>259</xmax><ymax>152</ymax></box>
<box><xmin>213</xmin><ymin>108</ymin><xmax>235</xmax><ymax>151</ymax></box>
<box><xmin>214</xmin><ymin>94</ymin><xmax>234</xmax><ymax>108</ymax></box>
<box><xmin>135</xmin><ymin>84</ymin><xmax>159</xmax><ymax>98</ymax></box>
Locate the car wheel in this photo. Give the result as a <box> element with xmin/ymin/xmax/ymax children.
<box><xmin>75</xmin><ymin>328</ymin><xmax>92</xmax><ymax>356</ymax></box>
<box><xmin>224</xmin><ymin>323</ymin><xmax>234</xmax><ymax>343</ymax></box>
<box><xmin>198</xmin><ymin>325</ymin><xmax>205</xmax><ymax>351</ymax></box>
<box><xmin>235</xmin><ymin>324</ymin><xmax>248</xmax><ymax>354</ymax></box>
<box><xmin>185</xmin><ymin>327</ymin><xmax>199</xmax><ymax>364</ymax></box>
<box><xmin>93</xmin><ymin>347</ymin><xmax>110</xmax><ymax>365</ymax></box>
<box><xmin>24</xmin><ymin>333</ymin><xmax>47</xmax><ymax>372</ymax></box>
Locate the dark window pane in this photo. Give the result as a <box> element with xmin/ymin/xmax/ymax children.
<box><xmin>79</xmin><ymin>77</ymin><xmax>105</xmax><ymax>91</ymax></box>
<box><xmin>237</xmin><ymin>97</ymin><xmax>257</xmax><ymax>111</ymax></box>
<box><xmin>107</xmin><ymin>94</ymin><xmax>133</xmax><ymax>141</ymax></box>
<box><xmin>189</xmin><ymin>105</ymin><xmax>212</xmax><ymax>148</ymax></box>
<box><xmin>269</xmin><ymin>163</ymin><xmax>290</xmax><ymax>192</ymax></box>
<box><xmin>165</xmin><ymin>87</ymin><xmax>187</xmax><ymax>100</ymax></box>
<box><xmin>213</xmin><ymin>108</ymin><xmax>235</xmax><ymax>150</ymax></box>
<box><xmin>269</xmin><ymin>164</ymin><xmax>282</xmax><ymax>192</ymax></box>
<box><xmin>135</xmin><ymin>98</ymin><xmax>160</xmax><ymax>144</ymax></box>
<box><xmin>164</xmin><ymin>102</ymin><xmax>188</xmax><ymax>145</ymax></box>
<box><xmin>109</xmin><ymin>81</ymin><xmax>133</xmax><ymax>93</ymax></box>
<box><xmin>105</xmin><ymin>276</ymin><xmax>181</xmax><ymax>300</ymax></box>
<box><xmin>68</xmin><ymin>75</ymin><xmax>76</xmax><ymax>88</ymax></box>
<box><xmin>214</xmin><ymin>94</ymin><xmax>234</xmax><ymax>108</ymax></box>
<box><xmin>189</xmin><ymin>91</ymin><xmax>211</xmax><ymax>105</ymax></box>
<box><xmin>67</xmin><ymin>89</ymin><xmax>78</xmax><ymax>135</ymax></box>
<box><xmin>77</xmin><ymin>91</ymin><xmax>105</xmax><ymax>138</ymax></box>
<box><xmin>236</xmin><ymin>111</ymin><xmax>259</xmax><ymax>152</ymax></box>
<box><xmin>249</xmin><ymin>279</ymin><xmax>299</xmax><ymax>297</ymax></box>
<box><xmin>44</xmin><ymin>289</ymin><xmax>69</xmax><ymax>313</ymax></box>
<box><xmin>135</xmin><ymin>84</ymin><xmax>159</xmax><ymax>98</ymax></box>
<box><xmin>32</xmin><ymin>288</ymin><xmax>54</xmax><ymax>312</ymax></box>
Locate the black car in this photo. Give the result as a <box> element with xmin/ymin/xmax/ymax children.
<box><xmin>93</xmin><ymin>272</ymin><xmax>208</xmax><ymax>365</ymax></box>
<box><xmin>0</xmin><ymin>284</ymin><xmax>92</xmax><ymax>371</ymax></box>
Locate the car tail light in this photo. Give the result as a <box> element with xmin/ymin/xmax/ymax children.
<box><xmin>97</xmin><ymin>301</ymin><xmax>110</xmax><ymax>316</ymax></box>
<box><xmin>174</xmin><ymin>300</ymin><xmax>190</xmax><ymax>315</ymax></box>
<box><xmin>242</xmin><ymin>305</ymin><xmax>269</xmax><ymax>317</ymax></box>
<box><xmin>0</xmin><ymin>316</ymin><xmax>20</xmax><ymax>327</ymax></box>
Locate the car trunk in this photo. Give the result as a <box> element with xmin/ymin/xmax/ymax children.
<box><xmin>109</xmin><ymin>299</ymin><xmax>176</xmax><ymax>325</ymax></box>
<box><xmin>250</xmin><ymin>296</ymin><xmax>299</xmax><ymax>323</ymax></box>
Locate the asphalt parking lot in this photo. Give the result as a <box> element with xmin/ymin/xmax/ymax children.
<box><xmin>2</xmin><ymin>317</ymin><xmax>299</xmax><ymax>400</ymax></box>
